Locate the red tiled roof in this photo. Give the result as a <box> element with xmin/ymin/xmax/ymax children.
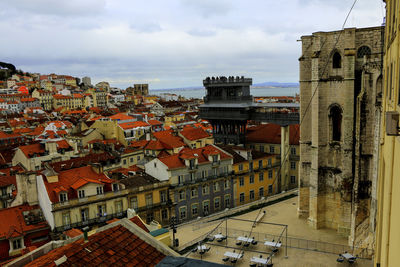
<box><xmin>0</xmin><ymin>204</ymin><xmax>49</xmax><ymax>239</ymax></box>
<box><xmin>129</xmin><ymin>140</ymin><xmax>149</xmax><ymax>149</ymax></box>
<box><xmin>129</xmin><ymin>216</ymin><xmax>149</xmax><ymax>233</ymax></box>
<box><xmin>147</xmin><ymin>120</ymin><xmax>162</xmax><ymax>126</ymax></box>
<box><xmin>119</xmin><ymin>121</ymin><xmax>149</xmax><ymax>130</ymax></box>
<box><xmin>180</xmin><ymin>127</ymin><xmax>210</xmax><ymax>141</ymax></box>
<box><xmin>145</xmin><ymin>140</ymin><xmax>165</xmax><ymax>150</ymax></box>
<box><xmin>108</xmin><ymin>113</ymin><xmax>134</xmax><ymax>121</ymax></box>
<box><xmin>153</xmin><ymin>131</ymin><xmax>185</xmax><ymax>149</ymax></box>
<box><xmin>19</xmin><ymin>143</ymin><xmax>45</xmax><ymax>158</ymax></box>
<box><xmin>246</xmin><ymin>124</ymin><xmax>300</xmax><ymax>145</ymax></box>
<box><xmin>43</xmin><ymin>166</ymin><xmax>114</xmax><ymax>203</ymax></box>
<box><xmin>0</xmin><ymin>175</ymin><xmax>16</xmax><ymax>187</ymax></box>
<box><xmin>64</xmin><ymin>228</ymin><xmax>83</xmax><ymax>238</ymax></box>
<box><xmin>25</xmin><ymin>224</ymin><xmax>166</xmax><ymax>267</ymax></box>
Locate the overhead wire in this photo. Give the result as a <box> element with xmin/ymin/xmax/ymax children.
<box><xmin>232</xmin><ymin>0</ymin><xmax>360</xmax><ymax>264</ymax></box>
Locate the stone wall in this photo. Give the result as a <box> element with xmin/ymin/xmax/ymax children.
<box><xmin>298</xmin><ymin>26</ymin><xmax>383</xmax><ymax>248</ymax></box>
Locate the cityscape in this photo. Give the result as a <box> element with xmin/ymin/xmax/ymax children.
<box><xmin>0</xmin><ymin>1</ymin><xmax>397</xmax><ymax>267</ymax></box>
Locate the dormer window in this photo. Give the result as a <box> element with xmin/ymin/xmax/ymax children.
<box><xmin>96</xmin><ymin>186</ymin><xmax>103</xmax><ymax>195</ymax></box>
<box><xmin>212</xmin><ymin>155</ymin><xmax>218</xmax><ymax>162</ymax></box>
<box><xmin>59</xmin><ymin>193</ymin><xmax>68</xmax><ymax>202</ymax></box>
<box><xmin>112</xmin><ymin>183</ymin><xmax>119</xmax><ymax>192</ymax></box>
<box><xmin>78</xmin><ymin>190</ymin><xmax>85</xmax><ymax>198</ymax></box>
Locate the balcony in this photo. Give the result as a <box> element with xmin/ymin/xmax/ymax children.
<box><xmin>52</xmin><ymin>190</ymin><xmax>126</xmax><ymax>211</ymax></box>
<box><xmin>171</xmin><ymin>171</ymin><xmax>233</xmax><ymax>187</ymax></box>
<box><xmin>0</xmin><ymin>193</ymin><xmax>12</xmax><ymax>200</ymax></box>
<box><xmin>211</xmin><ymin>160</ymin><xmax>221</xmax><ymax>167</ymax></box>
<box><xmin>54</xmin><ymin>211</ymin><xmax>127</xmax><ymax>232</ymax></box>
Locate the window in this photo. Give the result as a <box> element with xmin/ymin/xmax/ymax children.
<box><xmin>291</xmin><ymin>175</ymin><xmax>296</xmax><ymax>184</ymax></box>
<box><xmin>115</xmin><ymin>200</ymin><xmax>123</xmax><ymax>213</ymax></box>
<box><xmin>291</xmin><ymin>147</ymin><xmax>296</xmax><ymax>155</ymax></box>
<box><xmin>96</xmin><ymin>186</ymin><xmax>103</xmax><ymax>195</ymax></box>
<box><xmin>203</xmin><ymin>201</ymin><xmax>210</xmax><ymax>215</ymax></box>
<box><xmin>239</xmin><ymin>193</ymin><xmax>245</xmax><ymax>203</ymax></box>
<box><xmin>81</xmin><ymin>208</ymin><xmax>89</xmax><ymax>222</ymax></box>
<box><xmin>137</xmin><ymin>155</ymin><xmax>141</xmax><ymax>161</ymax></box>
<box><xmin>62</xmin><ymin>212</ymin><xmax>70</xmax><ymax>226</ymax></box>
<box><xmin>330</xmin><ymin>105</ymin><xmax>342</xmax><ymax>141</ymax></box>
<box><xmin>259</xmin><ymin>172</ymin><xmax>264</xmax><ymax>182</ymax></box>
<box><xmin>224</xmin><ymin>195</ymin><xmax>230</xmax><ymax>208</ymax></box>
<box><xmin>213</xmin><ymin>181</ymin><xmax>220</xmax><ymax>192</ymax></box>
<box><xmin>145</xmin><ymin>193</ymin><xmax>153</xmax><ymax>206</ymax></box>
<box><xmin>214</xmin><ymin>197</ymin><xmax>220</xmax><ymax>210</ymax></box>
<box><xmin>249</xmin><ymin>162</ymin><xmax>253</xmax><ymax>171</ymax></box>
<box><xmin>258</xmin><ymin>160</ymin><xmax>263</xmax><ymax>169</ymax></box>
<box><xmin>78</xmin><ymin>190</ymin><xmax>85</xmax><ymax>198</ymax></box>
<box><xmin>189</xmin><ymin>159</ymin><xmax>195</xmax><ymax>169</ymax></box>
<box><xmin>179</xmin><ymin>190</ymin><xmax>185</xmax><ymax>201</ymax></box>
<box><xmin>268</xmin><ymin>185</ymin><xmax>273</xmax><ymax>194</ymax></box>
<box><xmin>332</xmin><ymin>51</ymin><xmax>341</xmax><ymax>68</ymax></box>
<box><xmin>270</xmin><ymin>146</ymin><xmax>275</xmax><ymax>153</ymax></box>
<box><xmin>239</xmin><ymin>177</ymin><xmax>244</xmax><ymax>186</ymax></box>
<box><xmin>112</xmin><ymin>183</ymin><xmax>119</xmax><ymax>192</ymax></box>
<box><xmin>130</xmin><ymin>157</ymin><xmax>133</xmax><ymax>163</ymax></box>
<box><xmin>130</xmin><ymin>196</ymin><xmax>138</xmax><ymax>210</ymax></box>
<box><xmin>192</xmin><ymin>203</ymin><xmax>198</xmax><ymax>216</ymax></box>
<box><xmin>224</xmin><ymin>179</ymin><xmax>230</xmax><ymax>190</ymax></box>
<box><xmin>268</xmin><ymin>158</ymin><xmax>272</xmax><ymax>166</ymax></box>
<box><xmin>190</xmin><ymin>173</ymin><xmax>195</xmax><ymax>182</ymax></box>
<box><xmin>260</xmin><ymin>146</ymin><xmax>264</xmax><ymax>152</ymax></box>
<box><xmin>123</xmin><ymin>159</ymin><xmax>127</xmax><ymax>165</ymax></box>
<box><xmin>357</xmin><ymin>46</ymin><xmax>371</xmax><ymax>58</ymax></box>
<box><xmin>154</xmin><ymin>162</ymin><xmax>157</xmax><ymax>168</ymax></box>
<box><xmin>250</xmin><ymin>190</ymin><xmax>255</xmax><ymax>200</ymax></box>
<box><xmin>179</xmin><ymin>206</ymin><xmax>187</xmax><ymax>219</ymax></box>
<box><xmin>290</xmin><ymin>162</ymin><xmax>296</xmax><ymax>170</ymax></box>
<box><xmin>11</xmin><ymin>238</ymin><xmax>23</xmax><ymax>250</ymax></box>
<box><xmin>250</xmin><ymin>174</ymin><xmax>254</xmax><ymax>184</ymax></box>
<box><xmin>191</xmin><ymin>187</ymin><xmax>198</xmax><ymax>198</ymax></box>
<box><xmin>239</xmin><ymin>164</ymin><xmax>243</xmax><ymax>171</ymax></box>
<box><xmin>178</xmin><ymin>175</ymin><xmax>183</xmax><ymax>184</ymax></box>
<box><xmin>160</xmin><ymin>191</ymin><xmax>167</xmax><ymax>203</ymax></box>
<box><xmin>259</xmin><ymin>187</ymin><xmax>264</xmax><ymax>197</ymax></box>
<box><xmin>59</xmin><ymin>193</ymin><xmax>68</xmax><ymax>202</ymax></box>
<box><xmin>202</xmin><ymin>184</ymin><xmax>209</xmax><ymax>195</ymax></box>
<box><xmin>98</xmin><ymin>204</ymin><xmax>106</xmax><ymax>216</ymax></box>
<box><xmin>146</xmin><ymin>212</ymin><xmax>154</xmax><ymax>224</ymax></box>
<box><xmin>161</xmin><ymin>209</ymin><xmax>168</xmax><ymax>220</ymax></box>
<box><xmin>202</xmin><ymin>170</ymin><xmax>207</xmax><ymax>178</ymax></box>
<box><xmin>268</xmin><ymin>170</ymin><xmax>273</xmax><ymax>179</ymax></box>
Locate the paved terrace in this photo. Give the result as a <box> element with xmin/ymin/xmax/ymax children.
<box><xmin>173</xmin><ymin>196</ymin><xmax>373</xmax><ymax>267</ymax></box>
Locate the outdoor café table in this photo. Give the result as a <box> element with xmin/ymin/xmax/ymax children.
<box><xmin>214</xmin><ymin>234</ymin><xmax>224</xmax><ymax>239</ymax></box>
<box><xmin>237</xmin><ymin>236</ymin><xmax>254</xmax><ymax>243</ymax></box>
<box><xmin>341</xmin><ymin>253</ymin><xmax>356</xmax><ymax>261</ymax></box>
<box><xmin>264</xmin><ymin>241</ymin><xmax>282</xmax><ymax>248</ymax></box>
<box><xmin>197</xmin><ymin>245</ymin><xmax>207</xmax><ymax>251</ymax></box>
<box><xmin>224</xmin><ymin>251</ymin><xmax>243</xmax><ymax>260</ymax></box>
<box><xmin>250</xmin><ymin>256</ymin><xmax>270</xmax><ymax>265</ymax></box>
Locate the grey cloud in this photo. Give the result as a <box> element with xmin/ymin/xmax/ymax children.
<box><xmin>129</xmin><ymin>22</ymin><xmax>163</xmax><ymax>33</ymax></box>
<box><xmin>179</xmin><ymin>0</ymin><xmax>233</xmax><ymax>17</ymax></box>
<box><xmin>3</xmin><ymin>0</ymin><xmax>107</xmax><ymax>17</ymax></box>
<box><xmin>187</xmin><ymin>29</ymin><xmax>217</xmax><ymax>37</ymax></box>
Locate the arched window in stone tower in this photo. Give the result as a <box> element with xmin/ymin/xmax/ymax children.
<box><xmin>357</xmin><ymin>46</ymin><xmax>371</xmax><ymax>58</ymax></box>
<box><xmin>332</xmin><ymin>52</ymin><xmax>341</xmax><ymax>68</ymax></box>
<box><xmin>329</xmin><ymin>105</ymin><xmax>342</xmax><ymax>141</ymax></box>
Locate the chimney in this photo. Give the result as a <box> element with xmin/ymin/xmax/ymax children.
<box><xmin>54</xmin><ymin>255</ymin><xmax>68</xmax><ymax>266</ymax></box>
<box><xmin>82</xmin><ymin>226</ymin><xmax>89</xmax><ymax>243</ymax></box>
<box><xmin>146</xmin><ymin>132</ymin><xmax>150</xmax><ymax>141</ymax></box>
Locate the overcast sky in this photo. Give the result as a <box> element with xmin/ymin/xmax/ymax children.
<box><xmin>1</xmin><ymin>0</ymin><xmax>384</xmax><ymax>89</ymax></box>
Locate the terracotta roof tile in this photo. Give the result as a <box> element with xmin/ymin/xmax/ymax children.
<box><xmin>26</xmin><ymin>224</ymin><xmax>166</xmax><ymax>267</ymax></box>
<box><xmin>0</xmin><ymin>204</ymin><xmax>49</xmax><ymax>240</ymax></box>
<box><xmin>246</xmin><ymin>123</ymin><xmax>300</xmax><ymax>145</ymax></box>
<box><xmin>180</xmin><ymin>127</ymin><xmax>210</xmax><ymax>141</ymax></box>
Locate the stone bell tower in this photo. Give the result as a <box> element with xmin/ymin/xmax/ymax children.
<box><xmin>298</xmin><ymin>26</ymin><xmax>383</xmax><ymax>249</ymax></box>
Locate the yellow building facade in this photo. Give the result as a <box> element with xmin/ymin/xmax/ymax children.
<box><xmin>230</xmin><ymin>150</ymin><xmax>279</xmax><ymax>206</ymax></box>
<box><xmin>375</xmin><ymin>1</ymin><xmax>400</xmax><ymax>266</ymax></box>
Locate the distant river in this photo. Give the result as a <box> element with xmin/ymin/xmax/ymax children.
<box><xmin>150</xmin><ymin>87</ymin><xmax>299</xmax><ymax>99</ymax></box>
